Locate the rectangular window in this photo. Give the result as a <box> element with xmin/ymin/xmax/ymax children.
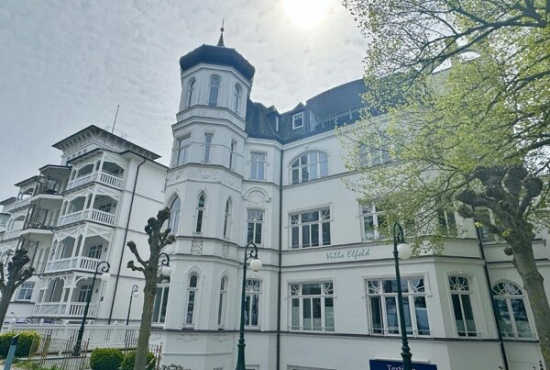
<box><xmin>449</xmin><ymin>276</ymin><xmax>477</xmax><ymax>337</ymax></box>
<box><xmin>175</xmin><ymin>134</ymin><xmax>192</xmax><ymax>166</ymax></box>
<box><xmin>438</xmin><ymin>210</ymin><xmax>457</xmax><ymax>236</ymax></box>
<box><xmin>476</xmin><ymin>209</ymin><xmax>496</xmax><ymax>242</ymax></box>
<box><xmin>245</xmin><ymin>279</ymin><xmax>261</xmax><ymax>327</ymax></box>
<box><xmin>275</xmin><ymin>116</ymin><xmax>279</xmax><ymax>132</ymax></box>
<box><xmin>290</xmin><ymin>282</ymin><xmax>334</xmax><ymax>332</ymax></box>
<box><xmin>203</xmin><ymin>134</ymin><xmax>213</xmax><ymax>163</ymax></box>
<box><xmin>366</xmin><ymin>278</ymin><xmax>430</xmax><ymax>336</ymax></box>
<box><xmin>153</xmin><ymin>285</ymin><xmax>170</xmax><ymax>324</ymax></box>
<box><xmin>77</xmin><ymin>284</ymin><xmax>92</xmax><ymax>303</ymax></box>
<box><xmin>247</xmin><ymin>210</ymin><xmax>264</xmax><ymax>245</ymax></box>
<box><xmin>290</xmin><ymin>208</ymin><xmax>331</xmax><ymax>249</ymax></box>
<box><xmin>292</xmin><ymin>112</ymin><xmax>304</xmax><ymax>129</ymax></box>
<box><xmin>250</xmin><ymin>152</ymin><xmax>266</xmax><ymax>180</ymax></box>
<box><xmin>361</xmin><ymin>205</ymin><xmax>389</xmax><ymax>241</ymax></box>
<box><xmin>17</xmin><ymin>282</ymin><xmax>35</xmax><ymax>301</ymax></box>
<box><xmin>229</xmin><ymin>141</ymin><xmax>237</xmax><ymax>170</ymax></box>
<box><xmin>87</xmin><ymin>245</ymin><xmax>102</xmax><ymax>259</ymax></box>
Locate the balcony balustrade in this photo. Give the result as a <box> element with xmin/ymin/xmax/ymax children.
<box><xmin>58</xmin><ymin>209</ymin><xmax>115</xmax><ymax>227</ymax></box>
<box><xmin>67</xmin><ymin>171</ymin><xmax>123</xmax><ymax>191</ymax></box>
<box><xmin>44</xmin><ymin>256</ymin><xmax>103</xmax><ymax>274</ymax></box>
<box><xmin>32</xmin><ymin>302</ymin><xmax>98</xmax><ymax>318</ymax></box>
<box><xmin>13</xmin><ymin>198</ymin><xmax>31</xmax><ymax>209</ymax></box>
<box><xmin>2</xmin><ymin>229</ymin><xmax>21</xmax><ymax>240</ymax></box>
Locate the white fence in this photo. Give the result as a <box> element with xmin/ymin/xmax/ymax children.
<box><xmin>0</xmin><ymin>323</ymin><xmax>140</xmax><ymax>350</ymax></box>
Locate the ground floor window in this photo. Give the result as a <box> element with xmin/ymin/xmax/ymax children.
<box><xmin>290</xmin><ymin>282</ymin><xmax>334</xmax><ymax>331</ymax></box>
<box><xmin>153</xmin><ymin>280</ymin><xmax>170</xmax><ymax>325</ymax></box>
<box><xmin>493</xmin><ymin>281</ymin><xmax>533</xmax><ymax>338</ymax></box>
<box><xmin>449</xmin><ymin>276</ymin><xmax>477</xmax><ymax>337</ymax></box>
<box><xmin>366</xmin><ymin>278</ymin><xmax>430</xmax><ymax>336</ymax></box>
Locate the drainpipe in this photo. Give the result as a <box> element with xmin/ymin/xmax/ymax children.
<box><xmin>472</xmin><ymin>206</ymin><xmax>509</xmax><ymax>370</ymax></box>
<box><xmin>276</xmin><ymin>146</ymin><xmax>283</xmax><ymax>370</ymax></box>
<box><xmin>107</xmin><ymin>156</ymin><xmax>147</xmax><ymax>324</ymax></box>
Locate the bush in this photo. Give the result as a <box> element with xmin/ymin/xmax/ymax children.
<box><xmin>0</xmin><ymin>331</ymin><xmax>40</xmax><ymax>358</ymax></box>
<box><xmin>89</xmin><ymin>348</ymin><xmax>123</xmax><ymax>370</ymax></box>
<box><xmin>121</xmin><ymin>350</ymin><xmax>156</xmax><ymax>370</ymax></box>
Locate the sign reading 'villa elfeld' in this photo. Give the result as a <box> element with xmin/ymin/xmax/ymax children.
<box><xmin>325</xmin><ymin>247</ymin><xmax>371</xmax><ymax>261</ymax></box>
<box><xmin>369</xmin><ymin>359</ymin><xmax>437</xmax><ymax>370</ymax></box>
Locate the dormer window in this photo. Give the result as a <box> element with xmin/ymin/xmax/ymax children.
<box><xmin>208</xmin><ymin>76</ymin><xmax>221</xmax><ymax>107</ymax></box>
<box><xmin>234</xmin><ymin>84</ymin><xmax>242</xmax><ymax>115</ymax></box>
<box><xmin>275</xmin><ymin>116</ymin><xmax>279</xmax><ymax>132</ymax></box>
<box><xmin>186</xmin><ymin>79</ymin><xmax>196</xmax><ymax>108</ymax></box>
<box><xmin>292</xmin><ymin>112</ymin><xmax>304</xmax><ymax>130</ymax></box>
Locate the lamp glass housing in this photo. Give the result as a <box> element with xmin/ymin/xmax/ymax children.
<box><xmin>161</xmin><ymin>266</ymin><xmax>173</xmax><ymax>277</ymax></box>
<box><xmin>101</xmin><ymin>272</ymin><xmax>111</xmax><ymax>282</ymax></box>
<box><xmin>250</xmin><ymin>258</ymin><xmax>262</xmax><ymax>272</ymax></box>
<box><xmin>397</xmin><ymin>243</ymin><xmax>413</xmax><ymax>260</ymax></box>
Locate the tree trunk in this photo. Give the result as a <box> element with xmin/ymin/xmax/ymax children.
<box><xmin>0</xmin><ymin>282</ymin><xmax>17</xmax><ymax>332</ymax></box>
<box><xmin>514</xmin><ymin>240</ymin><xmax>550</xmax><ymax>370</ymax></box>
<box><xmin>134</xmin><ymin>273</ymin><xmax>158</xmax><ymax>370</ymax></box>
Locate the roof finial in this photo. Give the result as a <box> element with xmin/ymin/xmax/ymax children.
<box><xmin>217</xmin><ymin>19</ymin><xmax>225</xmax><ymax>47</ymax></box>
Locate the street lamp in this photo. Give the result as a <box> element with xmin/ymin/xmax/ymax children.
<box><xmin>392</xmin><ymin>222</ymin><xmax>413</xmax><ymax>370</ymax></box>
<box><xmin>235</xmin><ymin>242</ymin><xmax>262</xmax><ymax>370</ymax></box>
<box><xmin>158</xmin><ymin>252</ymin><xmax>172</xmax><ymax>277</ymax></box>
<box><xmin>126</xmin><ymin>284</ymin><xmax>139</xmax><ymax>325</ymax></box>
<box><xmin>73</xmin><ymin>260</ymin><xmax>110</xmax><ymax>355</ymax></box>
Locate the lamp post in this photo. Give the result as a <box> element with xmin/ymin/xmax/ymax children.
<box><xmin>392</xmin><ymin>222</ymin><xmax>413</xmax><ymax>370</ymax></box>
<box><xmin>235</xmin><ymin>242</ymin><xmax>262</xmax><ymax>370</ymax></box>
<box><xmin>73</xmin><ymin>260</ymin><xmax>110</xmax><ymax>356</ymax></box>
<box><xmin>126</xmin><ymin>284</ymin><xmax>139</xmax><ymax>325</ymax></box>
<box><xmin>158</xmin><ymin>252</ymin><xmax>172</xmax><ymax>277</ymax></box>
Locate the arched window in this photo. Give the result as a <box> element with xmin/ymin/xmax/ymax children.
<box><xmin>449</xmin><ymin>276</ymin><xmax>477</xmax><ymax>337</ymax></box>
<box><xmin>234</xmin><ymin>84</ymin><xmax>242</xmax><ymax>114</ymax></box>
<box><xmin>218</xmin><ymin>277</ymin><xmax>228</xmax><ymax>328</ymax></box>
<box><xmin>493</xmin><ymin>281</ymin><xmax>533</xmax><ymax>338</ymax></box>
<box><xmin>208</xmin><ymin>76</ymin><xmax>221</xmax><ymax>107</ymax></box>
<box><xmin>291</xmin><ymin>151</ymin><xmax>328</xmax><ymax>184</ymax></box>
<box><xmin>186</xmin><ymin>79</ymin><xmax>196</xmax><ymax>108</ymax></box>
<box><xmin>223</xmin><ymin>198</ymin><xmax>232</xmax><ymax>239</ymax></box>
<box><xmin>153</xmin><ymin>276</ymin><xmax>170</xmax><ymax>325</ymax></box>
<box><xmin>185</xmin><ymin>274</ymin><xmax>199</xmax><ymax>326</ymax></box>
<box><xmin>195</xmin><ymin>194</ymin><xmax>206</xmax><ymax>234</ymax></box>
<box><xmin>168</xmin><ymin>197</ymin><xmax>181</xmax><ymax>234</ymax></box>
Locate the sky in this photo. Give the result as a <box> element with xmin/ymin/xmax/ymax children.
<box><xmin>0</xmin><ymin>0</ymin><xmax>368</xmax><ymax>200</ymax></box>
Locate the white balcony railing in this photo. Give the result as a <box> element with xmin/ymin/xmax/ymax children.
<box><xmin>58</xmin><ymin>209</ymin><xmax>115</xmax><ymax>227</ymax></box>
<box><xmin>67</xmin><ymin>171</ymin><xmax>123</xmax><ymax>190</ymax></box>
<box><xmin>32</xmin><ymin>302</ymin><xmax>98</xmax><ymax>318</ymax></box>
<box><xmin>2</xmin><ymin>229</ymin><xmax>21</xmax><ymax>240</ymax></box>
<box><xmin>13</xmin><ymin>198</ymin><xmax>31</xmax><ymax>209</ymax></box>
<box><xmin>44</xmin><ymin>256</ymin><xmax>102</xmax><ymax>274</ymax></box>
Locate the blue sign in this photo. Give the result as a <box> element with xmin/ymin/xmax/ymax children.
<box><xmin>370</xmin><ymin>359</ymin><xmax>437</xmax><ymax>370</ymax></box>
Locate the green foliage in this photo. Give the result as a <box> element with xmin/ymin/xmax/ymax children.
<box><xmin>120</xmin><ymin>350</ymin><xmax>156</xmax><ymax>370</ymax></box>
<box><xmin>89</xmin><ymin>348</ymin><xmax>123</xmax><ymax>370</ymax></box>
<box><xmin>0</xmin><ymin>331</ymin><xmax>40</xmax><ymax>358</ymax></box>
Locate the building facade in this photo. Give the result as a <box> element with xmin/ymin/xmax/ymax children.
<box><xmin>1</xmin><ymin>35</ymin><xmax>549</xmax><ymax>370</ymax></box>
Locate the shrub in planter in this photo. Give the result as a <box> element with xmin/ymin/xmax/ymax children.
<box><xmin>121</xmin><ymin>350</ymin><xmax>156</xmax><ymax>370</ymax></box>
<box><xmin>89</xmin><ymin>348</ymin><xmax>123</xmax><ymax>370</ymax></box>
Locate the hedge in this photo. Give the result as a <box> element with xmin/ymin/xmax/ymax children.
<box><xmin>0</xmin><ymin>331</ymin><xmax>40</xmax><ymax>358</ymax></box>
<box><xmin>89</xmin><ymin>348</ymin><xmax>123</xmax><ymax>370</ymax></box>
<box><xmin>121</xmin><ymin>350</ymin><xmax>156</xmax><ymax>370</ymax></box>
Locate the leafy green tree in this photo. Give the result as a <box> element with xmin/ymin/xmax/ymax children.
<box><xmin>126</xmin><ymin>208</ymin><xmax>175</xmax><ymax>370</ymax></box>
<box><xmin>0</xmin><ymin>249</ymin><xmax>34</xmax><ymax>331</ymax></box>
<box><xmin>341</xmin><ymin>1</ymin><xmax>550</xmax><ymax>367</ymax></box>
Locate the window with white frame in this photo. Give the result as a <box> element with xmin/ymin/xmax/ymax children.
<box><xmin>223</xmin><ymin>199</ymin><xmax>232</xmax><ymax>239</ymax></box>
<box><xmin>475</xmin><ymin>208</ymin><xmax>497</xmax><ymax>242</ymax></box>
<box><xmin>245</xmin><ymin>279</ymin><xmax>261</xmax><ymax>327</ymax></box>
<box><xmin>291</xmin><ymin>151</ymin><xmax>328</xmax><ymax>184</ymax></box>
<box><xmin>169</xmin><ymin>197</ymin><xmax>181</xmax><ymax>234</ymax></box>
<box><xmin>77</xmin><ymin>284</ymin><xmax>92</xmax><ymax>302</ymax></box>
<box><xmin>186</xmin><ymin>79</ymin><xmax>196</xmax><ymax>108</ymax></box>
<box><xmin>492</xmin><ymin>281</ymin><xmax>533</xmax><ymax>338</ymax></box>
<box><xmin>247</xmin><ymin>210</ymin><xmax>264</xmax><ymax>245</ymax></box>
<box><xmin>218</xmin><ymin>277</ymin><xmax>228</xmax><ymax>328</ymax></box>
<box><xmin>366</xmin><ymin>278</ymin><xmax>430</xmax><ymax>336</ymax></box>
<box><xmin>290</xmin><ymin>208</ymin><xmax>331</xmax><ymax>249</ymax></box>
<box><xmin>234</xmin><ymin>84</ymin><xmax>242</xmax><ymax>115</ymax></box>
<box><xmin>358</xmin><ymin>141</ymin><xmax>392</xmax><ymax>168</ymax></box>
<box><xmin>437</xmin><ymin>209</ymin><xmax>457</xmax><ymax>236</ymax></box>
<box><xmin>290</xmin><ymin>282</ymin><xmax>334</xmax><ymax>331</ymax></box>
<box><xmin>175</xmin><ymin>134</ymin><xmax>192</xmax><ymax>166</ymax></box>
<box><xmin>292</xmin><ymin>112</ymin><xmax>304</xmax><ymax>129</ymax></box>
<box><xmin>185</xmin><ymin>274</ymin><xmax>199</xmax><ymax>326</ymax></box>
<box><xmin>250</xmin><ymin>152</ymin><xmax>266</xmax><ymax>180</ymax></box>
<box><xmin>153</xmin><ymin>277</ymin><xmax>170</xmax><ymax>325</ymax></box>
<box><xmin>449</xmin><ymin>276</ymin><xmax>477</xmax><ymax>337</ymax></box>
<box><xmin>195</xmin><ymin>194</ymin><xmax>206</xmax><ymax>234</ymax></box>
<box><xmin>208</xmin><ymin>76</ymin><xmax>220</xmax><ymax>107</ymax></box>
<box><xmin>17</xmin><ymin>282</ymin><xmax>35</xmax><ymax>301</ymax></box>
<box><xmin>87</xmin><ymin>245</ymin><xmax>102</xmax><ymax>259</ymax></box>
<box><xmin>203</xmin><ymin>134</ymin><xmax>213</xmax><ymax>163</ymax></box>
<box><xmin>229</xmin><ymin>141</ymin><xmax>237</xmax><ymax>170</ymax></box>
<box><xmin>361</xmin><ymin>205</ymin><xmax>389</xmax><ymax>241</ymax></box>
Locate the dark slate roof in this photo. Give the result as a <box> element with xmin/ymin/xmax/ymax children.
<box><xmin>180</xmin><ymin>44</ymin><xmax>255</xmax><ymax>81</ymax></box>
<box><xmin>245</xmin><ymin>78</ymin><xmax>369</xmax><ymax>143</ymax></box>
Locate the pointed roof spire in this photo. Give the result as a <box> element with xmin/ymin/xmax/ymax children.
<box><xmin>217</xmin><ymin>19</ymin><xmax>225</xmax><ymax>47</ymax></box>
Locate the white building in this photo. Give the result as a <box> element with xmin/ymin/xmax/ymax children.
<box><xmin>1</xmin><ymin>34</ymin><xmax>549</xmax><ymax>370</ymax></box>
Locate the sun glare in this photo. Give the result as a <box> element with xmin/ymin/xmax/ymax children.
<box><xmin>283</xmin><ymin>0</ymin><xmax>330</xmax><ymax>30</ymax></box>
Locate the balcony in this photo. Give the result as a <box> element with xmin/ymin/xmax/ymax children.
<box><xmin>67</xmin><ymin>171</ymin><xmax>123</xmax><ymax>191</ymax></box>
<box><xmin>2</xmin><ymin>229</ymin><xmax>21</xmax><ymax>240</ymax></box>
<box><xmin>32</xmin><ymin>302</ymin><xmax>98</xmax><ymax>318</ymax></box>
<box><xmin>44</xmin><ymin>256</ymin><xmax>103</xmax><ymax>274</ymax></box>
<box><xmin>12</xmin><ymin>198</ymin><xmax>31</xmax><ymax>210</ymax></box>
<box><xmin>58</xmin><ymin>209</ymin><xmax>116</xmax><ymax>227</ymax></box>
